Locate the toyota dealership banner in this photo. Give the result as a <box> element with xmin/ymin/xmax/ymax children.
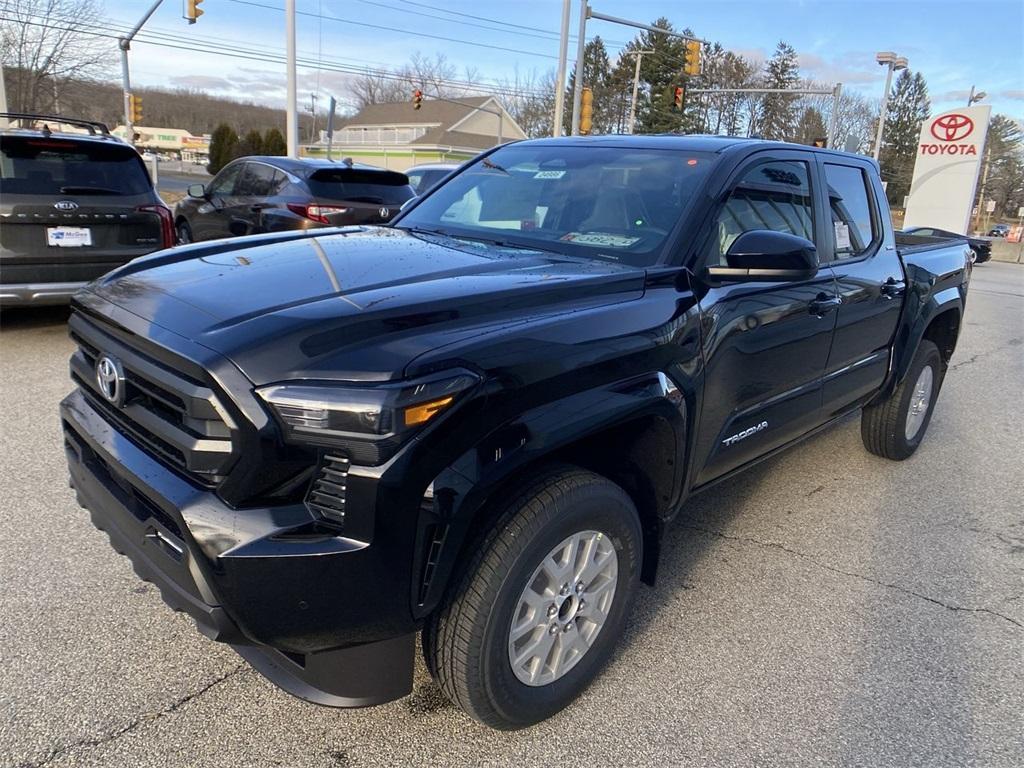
<box><xmin>903</xmin><ymin>105</ymin><xmax>992</xmax><ymax>234</ymax></box>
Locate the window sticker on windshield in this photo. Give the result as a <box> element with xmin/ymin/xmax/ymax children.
<box><xmin>560</xmin><ymin>232</ymin><xmax>640</xmax><ymax>247</ymax></box>
<box><xmin>834</xmin><ymin>222</ymin><xmax>852</xmax><ymax>250</ymax></box>
<box><xmin>534</xmin><ymin>170</ymin><xmax>566</xmax><ymax>179</ymax></box>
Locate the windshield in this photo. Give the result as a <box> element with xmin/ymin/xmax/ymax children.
<box><xmin>0</xmin><ymin>136</ymin><xmax>152</xmax><ymax>195</ymax></box>
<box><xmin>397</xmin><ymin>144</ymin><xmax>718</xmax><ymax>266</ymax></box>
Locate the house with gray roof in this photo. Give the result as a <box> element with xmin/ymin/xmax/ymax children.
<box><xmin>304</xmin><ymin>96</ymin><xmax>526</xmax><ymax>170</ymax></box>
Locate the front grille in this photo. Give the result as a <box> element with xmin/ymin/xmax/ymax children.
<box><xmin>68</xmin><ymin>312</ymin><xmax>236</xmax><ymax>486</ymax></box>
<box><xmin>305</xmin><ymin>454</ymin><xmax>349</xmax><ymax>525</ymax></box>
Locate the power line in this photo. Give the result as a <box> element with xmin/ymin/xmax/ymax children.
<box><xmin>4</xmin><ymin>14</ymin><xmax>551</xmax><ymax>100</ymax></box>
<box><xmin>223</xmin><ymin>0</ymin><xmax>561</xmax><ymax>61</ymax></box>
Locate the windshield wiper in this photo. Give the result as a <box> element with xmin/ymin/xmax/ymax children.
<box><xmin>481</xmin><ymin>158</ymin><xmax>509</xmax><ymax>175</ymax></box>
<box><xmin>59</xmin><ymin>185</ymin><xmax>123</xmax><ymax>195</ymax></box>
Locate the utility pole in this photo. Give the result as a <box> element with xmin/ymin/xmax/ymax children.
<box><xmin>625</xmin><ymin>50</ymin><xmax>653</xmax><ymax>134</ymax></box>
<box><xmin>552</xmin><ymin>0</ymin><xmax>571</xmax><ymax>137</ymax></box>
<box><xmin>0</xmin><ymin>63</ymin><xmax>8</xmax><ymax>126</ymax></box>
<box><xmin>828</xmin><ymin>83</ymin><xmax>843</xmax><ymax>150</ymax></box>
<box><xmin>285</xmin><ymin>0</ymin><xmax>299</xmax><ymax>158</ymax></box>
<box><xmin>570</xmin><ymin>0</ymin><xmax>589</xmax><ymax>136</ymax></box>
<box><xmin>119</xmin><ymin>0</ymin><xmax>165</xmax><ymax>148</ymax></box>
<box><xmin>973</xmin><ymin>147</ymin><xmax>992</xmax><ymax>234</ymax></box>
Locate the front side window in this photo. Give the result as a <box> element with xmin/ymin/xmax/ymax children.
<box><xmin>398</xmin><ymin>145</ymin><xmax>718</xmax><ymax>267</ymax></box>
<box><xmin>824</xmin><ymin>163</ymin><xmax>877</xmax><ymax>258</ymax></box>
<box><xmin>706</xmin><ymin>159</ymin><xmax>814</xmax><ymax>266</ymax></box>
<box><xmin>207</xmin><ymin>163</ymin><xmax>242</xmax><ymax>198</ymax></box>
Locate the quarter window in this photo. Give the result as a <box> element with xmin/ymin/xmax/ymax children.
<box><xmin>824</xmin><ymin>164</ymin><xmax>877</xmax><ymax>258</ymax></box>
<box><xmin>707</xmin><ymin>159</ymin><xmax>814</xmax><ymax>265</ymax></box>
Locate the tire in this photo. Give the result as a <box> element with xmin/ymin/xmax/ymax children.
<box><xmin>176</xmin><ymin>219</ymin><xmax>193</xmax><ymax>244</ymax></box>
<box><xmin>425</xmin><ymin>466</ymin><xmax>642</xmax><ymax>730</ymax></box>
<box><xmin>861</xmin><ymin>339</ymin><xmax>943</xmax><ymax>460</ymax></box>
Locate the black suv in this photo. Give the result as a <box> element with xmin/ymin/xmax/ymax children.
<box><xmin>0</xmin><ymin>113</ymin><xmax>173</xmax><ymax>306</ymax></box>
<box><xmin>173</xmin><ymin>156</ymin><xmax>414</xmax><ymax>243</ymax></box>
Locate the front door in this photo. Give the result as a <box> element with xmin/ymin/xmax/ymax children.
<box><xmin>691</xmin><ymin>151</ymin><xmax>839</xmax><ymax>486</ymax></box>
<box><xmin>193</xmin><ymin>163</ymin><xmax>242</xmax><ymax>241</ymax></box>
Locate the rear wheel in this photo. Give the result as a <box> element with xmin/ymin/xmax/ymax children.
<box><xmin>862</xmin><ymin>339</ymin><xmax>943</xmax><ymax>460</ymax></box>
<box><xmin>425</xmin><ymin>466</ymin><xmax>642</xmax><ymax>730</ymax></box>
<box><xmin>176</xmin><ymin>219</ymin><xmax>193</xmax><ymax>244</ymax></box>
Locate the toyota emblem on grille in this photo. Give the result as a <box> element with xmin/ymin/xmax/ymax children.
<box><xmin>379</xmin><ymin>207</ymin><xmax>390</xmax><ymax>218</ymax></box>
<box><xmin>95</xmin><ymin>355</ymin><xmax>125</xmax><ymax>407</ymax></box>
<box><xmin>54</xmin><ymin>200</ymin><xmax>79</xmax><ymax>211</ymax></box>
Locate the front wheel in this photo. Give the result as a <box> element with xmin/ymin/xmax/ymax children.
<box><xmin>862</xmin><ymin>339</ymin><xmax>943</xmax><ymax>460</ymax></box>
<box><xmin>176</xmin><ymin>219</ymin><xmax>193</xmax><ymax>245</ymax></box>
<box><xmin>425</xmin><ymin>466</ymin><xmax>642</xmax><ymax>730</ymax></box>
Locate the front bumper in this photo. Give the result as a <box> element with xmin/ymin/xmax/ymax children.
<box><xmin>61</xmin><ymin>388</ymin><xmax>414</xmax><ymax>707</ymax></box>
<box><xmin>0</xmin><ymin>281</ymin><xmax>87</xmax><ymax>306</ymax></box>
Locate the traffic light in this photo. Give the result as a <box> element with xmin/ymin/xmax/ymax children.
<box><xmin>812</xmin><ymin>137</ymin><xmax>828</xmax><ymax>148</ymax></box>
<box><xmin>128</xmin><ymin>94</ymin><xmax>143</xmax><ymax>124</ymax></box>
<box><xmin>683</xmin><ymin>40</ymin><xmax>702</xmax><ymax>77</ymax></box>
<box><xmin>580</xmin><ymin>87</ymin><xmax>593</xmax><ymax>135</ymax></box>
<box><xmin>185</xmin><ymin>0</ymin><xmax>204</xmax><ymax>24</ymax></box>
<box><xmin>673</xmin><ymin>86</ymin><xmax>684</xmax><ymax>111</ymax></box>
<box><xmin>413</xmin><ymin>89</ymin><xmax>423</xmax><ymax>110</ymax></box>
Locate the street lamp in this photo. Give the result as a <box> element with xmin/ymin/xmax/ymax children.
<box><xmin>872</xmin><ymin>51</ymin><xmax>908</xmax><ymax>161</ymax></box>
<box><xmin>967</xmin><ymin>86</ymin><xmax>987</xmax><ymax>106</ymax></box>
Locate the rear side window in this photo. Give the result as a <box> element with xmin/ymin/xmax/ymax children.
<box><xmin>706</xmin><ymin>159</ymin><xmax>814</xmax><ymax>265</ymax></box>
<box><xmin>307</xmin><ymin>168</ymin><xmax>414</xmax><ymax>205</ymax></box>
<box><xmin>0</xmin><ymin>136</ymin><xmax>152</xmax><ymax>196</ymax></box>
<box><xmin>824</xmin><ymin>163</ymin><xmax>877</xmax><ymax>258</ymax></box>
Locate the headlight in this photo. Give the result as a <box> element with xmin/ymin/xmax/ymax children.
<box><xmin>257</xmin><ymin>370</ymin><xmax>478</xmax><ymax>464</ymax></box>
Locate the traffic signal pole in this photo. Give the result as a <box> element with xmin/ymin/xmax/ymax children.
<box><xmin>119</xmin><ymin>0</ymin><xmax>165</xmax><ymax>148</ymax></box>
<box><xmin>285</xmin><ymin>0</ymin><xmax>299</xmax><ymax>158</ymax></box>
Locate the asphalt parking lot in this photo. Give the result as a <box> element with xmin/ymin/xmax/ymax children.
<box><xmin>1</xmin><ymin>262</ymin><xmax>1021</xmax><ymax>768</ymax></box>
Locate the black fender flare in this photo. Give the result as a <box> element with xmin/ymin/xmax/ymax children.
<box><xmin>410</xmin><ymin>372</ymin><xmax>690</xmax><ymax>618</ymax></box>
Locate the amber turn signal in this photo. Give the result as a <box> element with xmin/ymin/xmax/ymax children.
<box><xmin>403</xmin><ymin>396</ymin><xmax>455</xmax><ymax>427</ymax></box>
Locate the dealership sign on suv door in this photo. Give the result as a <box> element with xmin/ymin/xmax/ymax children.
<box><xmin>903</xmin><ymin>105</ymin><xmax>991</xmax><ymax>235</ymax></box>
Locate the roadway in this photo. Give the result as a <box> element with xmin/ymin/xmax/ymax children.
<box><xmin>1</xmin><ymin>262</ymin><xmax>1021</xmax><ymax>767</ymax></box>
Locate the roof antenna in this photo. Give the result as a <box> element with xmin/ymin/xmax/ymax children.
<box><xmin>342</xmin><ymin>156</ymin><xmax>353</xmax><ymax>167</ymax></box>
<box><xmin>40</xmin><ymin>123</ymin><xmax>52</xmax><ymax>138</ymax></box>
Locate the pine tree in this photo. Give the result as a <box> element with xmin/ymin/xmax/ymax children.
<box><xmin>981</xmin><ymin>114</ymin><xmax>1024</xmax><ymax>216</ymax></box>
<box><xmin>879</xmin><ymin>70</ymin><xmax>930</xmax><ymax>205</ymax></box>
<box><xmin>263</xmin><ymin>128</ymin><xmax>287</xmax><ymax>155</ymax></box>
<box><xmin>633</xmin><ymin>18</ymin><xmax>689</xmax><ymax>135</ymax></box>
<box><xmin>207</xmin><ymin>123</ymin><xmax>239</xmax><ymax>175</ymax></box>
<box><xmin>795</xmin><ymin>106</ymin><xmax>827</xmax><ymax>145</ymax></box>
<box><xmin>237</xmin><ymin>129</ymin><xmax>264</xmax><ymax>157</ymax></box>
<box><xmin>758</xmin><ymin>41</ymin><xmax>800</xmax><ymax>140</ymax></box>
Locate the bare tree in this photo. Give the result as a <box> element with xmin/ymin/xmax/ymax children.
<box><xmin>800</xmin><ymin>80</ymin><xmax>878</xmax><ymax>153</ymax></box>
<box><xmin>349</xmin><ymin>52</ymin><xmax>480</xmax><ymax>109</ymax></box>
<box><xmin>1</xmin><ymin>0</ymin><xmax>111</xmax><ymax>113</ymax></box>
<box><xmin>496</xmin><ymin>67</ymin><xmax>555</xmax><ymax>138</ymax></box>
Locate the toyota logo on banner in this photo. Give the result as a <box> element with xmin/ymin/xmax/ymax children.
<box><xmin>930</xmin><ymin>114</ymin><xmax>974</xmax><ymax>142</ymax></box>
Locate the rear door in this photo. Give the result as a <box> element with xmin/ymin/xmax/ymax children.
<box><xmin>0</xmin><ymin>135</ymin><xmax>164</xmax><ymax>287</ymax></box>
<box><xmin>224</xmin><ymin>161</ymin><xmax>280</xmax><ymax>236</ymax></box>
<box><xmin>305</xmin><ymin>168</ymin><xmax>414</xmax><ymax>225</ymax></box>
<box><xmin>816</xmin><ymin>158</ymin><xmax>905</xmax><ymax>416</ymax></box>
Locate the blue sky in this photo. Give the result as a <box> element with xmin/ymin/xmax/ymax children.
<box><xmin>108</xmin><ymin>0</ymin><xmax>1024</xmax><ymax>122</ymax></box>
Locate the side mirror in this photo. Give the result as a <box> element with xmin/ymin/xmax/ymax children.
<box><xmin>187</xmin><ymin>183</ymin><xmax>207</xmax><ymax>199</ymax></box>
<box><xmin>707</xmin><ymin>230</ymin><xmax>818</xmax><ymax>283</ymax></box>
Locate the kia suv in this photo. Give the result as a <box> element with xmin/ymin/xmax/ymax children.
<box><xmin>0</xmin><ymin>113</ymin><xmax>174</xmax><ymax>306</ymax></box>
<box><xmin>173</xmin><ymin>157</ymin><xmax>414</xmax><ymax>243</ymax></box>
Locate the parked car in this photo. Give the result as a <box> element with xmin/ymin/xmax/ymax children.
<box><xmin>901</xmin><ymin>226</ymin><xmax>991</xmax><ymax>263</ymax></box>
<box><xmin>63</xmin><ymin>136</ymin><xmax>972</xmax><ymax>730</ymax></box>
<box><xmin>173</xmin><ymin>157</ymin><xmax>414</xmax><ymax>243</ymax></box>
<box><xmin>988</xmin><ymin>223</ymin><xmax>1010</xmax><ymax>237</ymax></box>
<box><xmin>405</xmin><ymin>162</ymin><xmax>459</xmax><ymax>195</ymax></box>
<box><xmin>0</xmin><ymin>113</ymin><xmax>173</xmax><ymax>306</ymax></box>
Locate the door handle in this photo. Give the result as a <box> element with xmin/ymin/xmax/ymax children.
<box><xmin>250</xmin><ymin>203</ymin><xmax>273</xmax><ymax>213</ymax></box>
<box><xmin>881</xmin><ymin>277</ymin><xmax>906</xmax><ymax>298</ymax></box>
<box><xmin>809</xmin><ymin>295</ymin><xmax>842</xmax><ymax>316</ymax></box>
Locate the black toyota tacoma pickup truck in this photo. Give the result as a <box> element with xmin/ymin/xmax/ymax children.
<box><xmin>61</xmin><ymin>136</ymin><xmax>971</xmax><ymax>729</ymax></box>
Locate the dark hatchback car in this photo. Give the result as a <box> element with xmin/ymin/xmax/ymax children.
<box><xmin>0</xmin><ymin>114</ymin><xmax>173</xmax><ymax>306</ymax></box>
<box><xmin>902</xmin><ymin>226</ymin><xmax>992</xmax><ymax>264</ymax></box>
<box><xmin>173</xmin><ymin>157</ymin><xmax>414</xmax><ymax>243</ymax></box>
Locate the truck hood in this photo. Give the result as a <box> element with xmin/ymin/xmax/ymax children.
<box><xmin>87</xmin><ymin>226</ymin><xmax>646</xmax><ymax>384</ymax></box>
